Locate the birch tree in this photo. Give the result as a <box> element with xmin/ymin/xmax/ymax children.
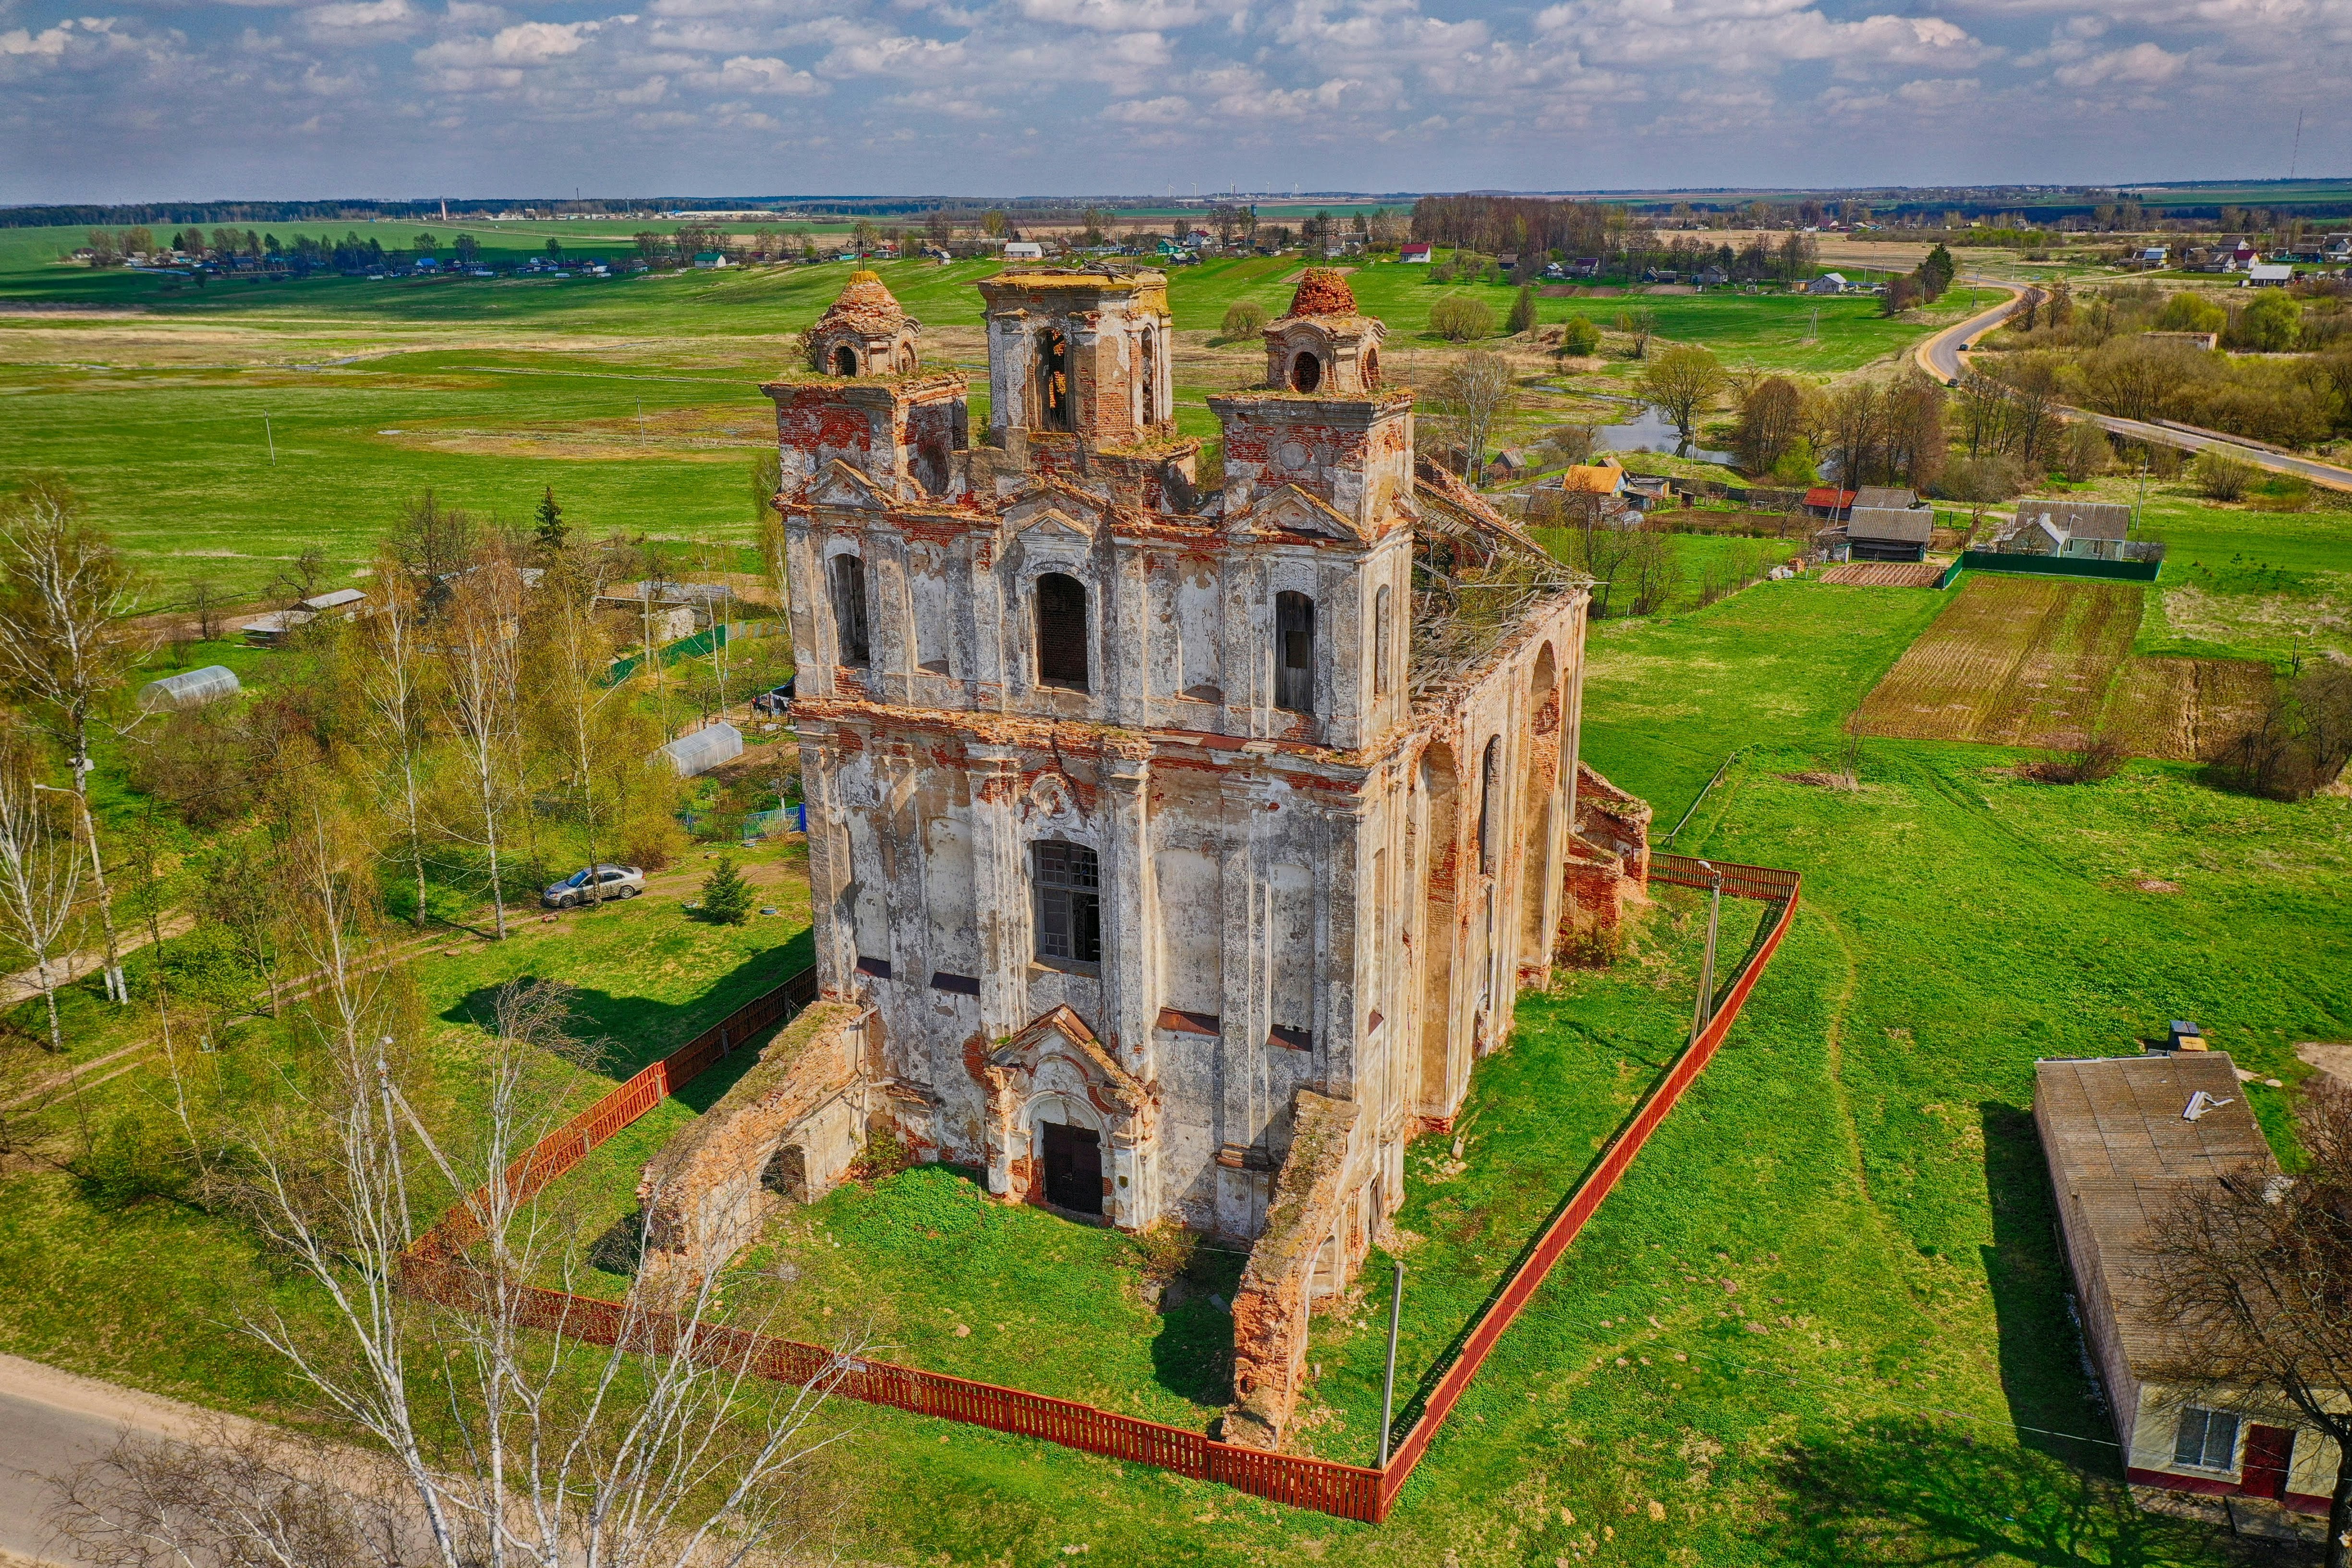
<box><xmin>0</xmin><ymin>480</ymin><xmax>146</xmax><ymax>1004</ymax></box>
<box><xmin>229</xmin><ymin>837</ymin><xmax>849</xmax><ymax>1568</ymax></box>
<box><xmin>360</xmin><ymin>556</ymin><xmax>439</xmax><ymax>928</ymax></box>
<box><xmin>437</xmin><ymin>551</ymin><xmax>524</xmax><ymax>939</ymax></box>
<box><xmin>0</xmin><ymin>755</ymin><xmax>82</xmax><ymax>1051</ymax></box>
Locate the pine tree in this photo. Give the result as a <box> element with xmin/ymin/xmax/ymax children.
<box><xmin>698</xmin><ymin>853</ymin><xmax>753</xmax><ymax>925</ymax></box>
<box><xmin>534</xmin><ymin>487</ymin><xmax>567</xmax><ymax>553</ymax></box>
<box><xmin>1507</xmin><ymin>283</ymin><xmax>1537</xmax><ymax>337</ymax></box>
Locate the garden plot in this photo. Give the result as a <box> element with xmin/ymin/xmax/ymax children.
<box><xmin>1857</xmin><ymin>574</ymin><xmax>2269</xmax><ymax>756</ymax></box>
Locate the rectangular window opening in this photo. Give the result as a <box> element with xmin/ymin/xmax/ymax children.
<box><xmin>1033</xmin><ymin>841</ymin><xmax>1102</xmax><ymax>965</ymax></box>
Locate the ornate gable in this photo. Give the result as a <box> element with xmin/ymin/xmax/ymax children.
<box><xmin>1237</xmin><ymin>483</ymin><xmax>1366</xmax><ymax>543</ymax></box>
<box><xmin>806</xmin><ymin>460</ymin><xmax>893</xmax><ymax>511</ymax></box>
<box><xmin>986</xmin><ymin>1005</ymin><xmax>1146</xmax><ymax>1114</ymax></box>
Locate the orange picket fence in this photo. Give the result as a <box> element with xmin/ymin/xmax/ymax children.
<box><xmin>406</xmin><ymin>861</ymin><xmax>1798</xmax><ymax>1523</ymax></box>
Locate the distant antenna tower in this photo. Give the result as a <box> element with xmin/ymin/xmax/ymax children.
<box><xmin>2290</xmin><ymin>110</ymin><xmax>2304</xmax><ymax>178</ymax></box>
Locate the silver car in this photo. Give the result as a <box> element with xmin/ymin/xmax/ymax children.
<box><xmin>544</xmin><ymin>863</ymin><xmax>644</xmax><ymax>908</ymax></box>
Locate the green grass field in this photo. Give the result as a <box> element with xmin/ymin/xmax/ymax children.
<box><xmin>0</xmin><ymin>238</ymin><xmax>1951</xmax><ymax>596</ymax></box>
<box><xmin>6</xmin><ymin>565</ymin><xmax>2346</xmax><ymax>1565</ymax></box>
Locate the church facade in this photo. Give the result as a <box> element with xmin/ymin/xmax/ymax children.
<box><xmin>730</xmin><ymin>264</ymin><xmax>1644</xmax><ymax>1442</ymax></box>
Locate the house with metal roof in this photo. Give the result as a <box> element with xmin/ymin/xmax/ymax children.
<box><xmin>1996</xmin><ymin>500</ymin><xmax>2142</xmax><ymax>561</ymax></box>
<box><xmin>1841</xmin><ymin>506</ymin><xmax>1934</xmax><ymax>563</ymax></box>
<box><xmin>2037</xmin><ymin>1051</ymin><xmax>2342</xmax><ymax>1518</ymax></box>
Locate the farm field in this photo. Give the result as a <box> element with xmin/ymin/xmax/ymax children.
<box><xmin>1855</xmin><ymin>573</ymin><xmax>2275</xmax><ymax>758</ymax></box>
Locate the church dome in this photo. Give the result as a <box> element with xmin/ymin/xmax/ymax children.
<box><xmin>816</xmin><ymin>269</ymin><xmax>907</xmax><ymax>334</ymax></box>
<box><xmin>1284</xmin><ymin>268</ymin><xmax>1358</xmax><ymax>319</ymax></box>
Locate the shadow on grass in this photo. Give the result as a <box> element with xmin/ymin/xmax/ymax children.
<box><xmin>1150</xmin><ymin>1248</ymin><xmax>1244</xmax><ymax>1410</ymax></box>
<box><xmin>1769</xmin><ymin>1417</ymin><xmax>2266</xmax><ymax>1568</ymax></box>
<box><xmin>1980</xmin><ymin>1099</ymin><xmax>2120</xmax><ymax>1470</ymax></box>
<box><xmin>438</xmin><ymin>938</ymin><xmax>813</xmax><ymax>1082</ymax></box>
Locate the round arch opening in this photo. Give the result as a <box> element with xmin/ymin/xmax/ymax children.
<box><xmin>829</xmin><ymin>344</ymin><xmax>859</xmax><ymax>377</ymax></box>
<box><xmin>1289</xmin><ymin>351</ymin><xmax>1323</xmax><ymax>393</ymax></box>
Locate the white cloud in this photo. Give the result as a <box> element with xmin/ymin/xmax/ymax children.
<box><xmin>701</xmin><ymin>49</ymin><xmax>822</xmax><ymax>89</ymax></box>
<box><xmin>2051</xmin><ymin>38</ymin><xmax>2184</xmax><ymax>85</ymax></box>
<box><xmin>1103</xmin><ymin>90</ymin><xmax>1187</xmax><ymax>119</ymax></box>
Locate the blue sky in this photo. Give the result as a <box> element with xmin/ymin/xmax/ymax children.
<box><xmin>4</xmin><ymin>0</ymin><xmax>2349</xmax><ymax>203</ymax></box>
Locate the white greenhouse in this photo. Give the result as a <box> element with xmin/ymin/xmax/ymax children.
<box><xmin>139</xmin><ymin>665</ymin><xmax>241</xmax><ymax>711</ymax></box>
<box><xmin>659</xmin><ymin>721</ymin><xmax>743</xmax><ymax>778</ymax></box>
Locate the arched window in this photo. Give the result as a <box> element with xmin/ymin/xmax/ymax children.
<box><xmin>1032</xmin><ymin>840</ymin><xmax>1101</xmax><ymax>964</ymax></box>
<box><xmin>1035</xmin><ymin>572</ymin><xmax>1090</xmax><ymax>691</ymax></box>
<box><xmin>828</xmin><ymin>554</ymin><xmax>870</xmax><ymax>666</ymax></box>
<box><xmin>1373</xmin><ymin>584</ymin><xmax>1394</xmax><ymax>697</ymax></box>
<box><xmin>1139</xmin><ymin>328</ymin><xmax>1160</xmax><ymax>425</ymax></box>
<box><xmin>1290</xmin><ymin>351</ymin><xmax>1322</xmax><ymax>393</ymax></box>
<box><xmin>761</xmin><ymin>1144</ymin><xmax>806</xmax><ymax>1202</ymax></box>
<box><xmin>1037</xmin><ymin>327</ymin><xmax>1071</xmax><ymax>431</ymax></box>
<box><xmin>1479</xmin><ymin>736</ymin><xmax>1502</xmax><ymax>874</ymax></box>
<box><xmin>1275</xmin><ymin>591</ymin><xmax>1315</xmax><ymax>714</ymax></box>
<box><xmin>829</xmin><ymin>344</ymin><xmax>859</xmax><ymax>377</ymax></box>
<box><xmin>1362</xmin><ymin>346</ymin><xmax>1382</xmax><ymax>389</ymax></box>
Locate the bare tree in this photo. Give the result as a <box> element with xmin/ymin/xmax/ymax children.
<box><xmin>230</xmin><ymin>933</ymin><xmax>850</xmax><ymax>1568</ymax></box>
<box><xmin>523</xmin><ymin>547</ymin><xmax>626</xmax><ymax>904</ymax></box>
<box><xmin>2146</xmin><ymin>1080</ymin><xmax>2352</xmax><ymax>1566</ymax></box>
<box><xmin>1614</xmin><ymin>305</ymin><xmax>1657</xmax><ymax>359</ymax></box>
<box><xmin>187</xmin><ymin>578</ymin><xmax>224</xmax><ymax>644</ymax></box>
<box><xmin>1427</xmin><ymin>351</ymin><xmax>1519</xmax><ymax>485</ymax></box>
<box><xmin>0</xmin><ymin>480</ymin><xmax>145</xmax><ymax>1004</ymax></box>
<box><xmin>0</xmin><ymin>752</ymin><xmax>82</xmax><ymax>1051</ymax></box>
<box><xmin>48</xmin><ymin>1424</ymin><xmax>412</xmax><ymax>1568</ymax></box>
<box><xmin>1638</xmin><ymin>345</ymin><xmax>1726</xmax><ymax>449</ymax></box>
<box><xmin>358</xmin><ymin>556</ymin><xmax>438</xmax><ymax>929</ymax></box>
<box><xmin>437</xmin><ymin>551</ymin><xmax>525</xmax><ymax>940</ymax></box>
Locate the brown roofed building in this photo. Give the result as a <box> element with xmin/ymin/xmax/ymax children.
<box><xmin>2037</xmin><ymin>1052</ymin><xmax>2343</xmax><ymax>1515</ymax></box>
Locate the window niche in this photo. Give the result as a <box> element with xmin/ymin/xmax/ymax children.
<box><xmin>1275</xmin><ymin>590</ymin><xmax>1315</xmax><ymax>714</ymax></box>
<box><xmin>828</xmin><ymin>553</ymin><xmax>870</xmax><ymax>666</ymax></box>
<box><xmin>1035</xmin><ymin>572</ymin><xmax>1090</xmax><ymax>691</ymax></box>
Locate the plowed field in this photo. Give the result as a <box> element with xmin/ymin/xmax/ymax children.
<box><xmin>1857</xmin><ymin>574</ymin><xmax>2273</xmax><ymax>758</ymax></box>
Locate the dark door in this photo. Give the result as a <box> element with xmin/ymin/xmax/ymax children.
<box><xmin>1041</xmin><ymin>1122</ymin><xmax>1102</xmax><ymax>1215</ymax></box>
<box><xmin>2242</xmin><ymin>1424</ymin><xmax>2294</xmax><ymax>1500</ymax></box>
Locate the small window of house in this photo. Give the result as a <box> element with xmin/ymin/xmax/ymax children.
<box><xmin>1479</xmin><ymin>735</ymin><xmax>1502</xmax><ymax>874</ymax></box>
<box><xmin>2173</xmin><ymin>1407</ymin><xmax>2240</xmax><ymax>1471</ymax></box>
<box><xmin>1275</xmin><ymin>591</ymin><xmax>1314</xmax><ymax>714</ymax></box>
<box><xmin>1033</xmin><ymin>841</ymin><xmax>1101</xmax><ymax>965</ymax></box>
<box><xmin>828</xmin><ymin>554</ymin><xmax>870</xmax><ymax>666</ymax></box>
<box><xmin>1035</xmin><ymin>572</ymin><xmax>1090</xmax><ymax>691</ymax></box>
<box><xmin>1373</xmin><ymin>584</ymin><xmax>1393</xmax><ymax>696</ymax></box>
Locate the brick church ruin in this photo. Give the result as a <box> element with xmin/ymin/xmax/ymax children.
<box><xmin>635</xmin><ymin>266</ymin><xmax>1651</xmax><ymax>1446</ymax></box>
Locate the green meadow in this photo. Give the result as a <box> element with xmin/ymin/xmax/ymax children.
<box><xmin>1</xmin><ymin>238</ymin><xmax>1947</xmax><ymax>596</ymax></box>
<box><xmin>6</xmin><ymin>564</ymin><xmax>2347</xmax><ymax>1566</ymax></box>
<box><xmin>3</xmin><ymin>223</ymin><xmax>2346</xmax><ymax>1565</ymax></box>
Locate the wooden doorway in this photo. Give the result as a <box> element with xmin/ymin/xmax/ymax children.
<box><xmin>2242</xmin><ymin>1425</ymin><xmax>2294</xmax><ymax>1501</ymax></box>
<box><xmin>1041</xmin><ymin>1121</ymin><xmax>1102</xmax><ymax>1215</ymax></box>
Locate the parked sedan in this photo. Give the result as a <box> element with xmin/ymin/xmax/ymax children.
<box><xmin>543</xmin><ymin>863</ymin><xmax>645</xmax><ymax>908</ymax></box>
<box><xmin>751</xmin><ymin>679</ymin><xmax>795</xmax><ymax>716</ymax></box>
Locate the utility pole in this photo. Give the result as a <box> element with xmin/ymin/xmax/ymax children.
<box><xmin>1380</xmin><ymin>1261</ymin><xmax>1405</xmax><ymax>1467</ymax></box>
<box><xmin>263</xmin><ymin>412</ymin><xmax>275</xmax><ymax>466</ymax></box>
<box><xmin>1688</xmin><ymin>862</ymin><xmax>1723</xmax><ymax>1047</ymax></box>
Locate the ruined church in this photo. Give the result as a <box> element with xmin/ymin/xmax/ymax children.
<box><xmin>637</xmin><ymin>265</ymin><xmax>1649</xmax><ymax>1445</ymax></box>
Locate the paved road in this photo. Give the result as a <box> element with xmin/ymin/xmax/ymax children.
<box><xmin>0</xmin><ymin>1353</ymin><xmax>230</xmax><ymax>1566</ymax></box>
<box><xmin>1915</xmin><ymin>278</ymin><xmax>2026</xmax><ymax>382</ymax></box>
<box><xmin>1915</xmin><ymin>276</ymin><xmax>2352</xmax><ymax>493</ymax></box>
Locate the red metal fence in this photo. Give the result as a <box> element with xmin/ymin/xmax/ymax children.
<box><xmin>406</xmin><ymin>863</ymin><xmax>1798</xmax><ymax>1524</ymax></box>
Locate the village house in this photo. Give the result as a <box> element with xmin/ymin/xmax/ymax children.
<box><xmin>629</xmin><ymin>266</ymin><xmax>1649</xmax><ymax>1450</ymax></box>
<box><xmin>1399</xmin><ymin>242</ymin><xmax>1433</xmax><ymax>264</ymax></box>
<box><xmin>1996</xmin><ymin>499</ymin><xmax>2137</xmax><ymax>561</ymax></box>
<box><xmin>2038</xmin><ymin>1051</ymin><xmax>2343</xmax><ymax>1519</ymax></box>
